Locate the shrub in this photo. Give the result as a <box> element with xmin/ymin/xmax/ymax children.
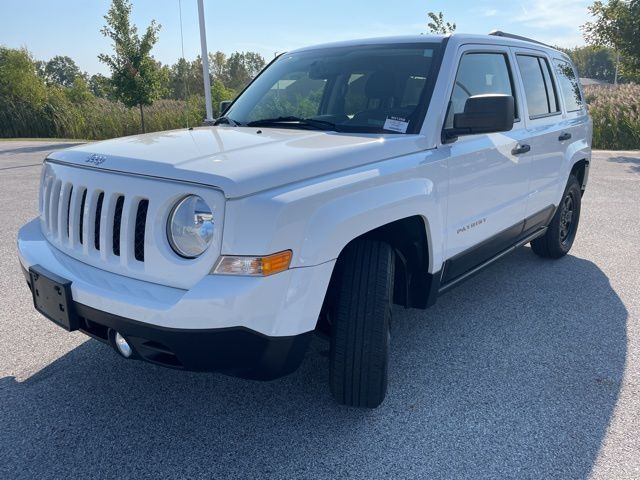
<box><xmin>584</xmin><ymin>84</ymin><xmax>640</xmax><ymax>150</ymax></box>
<box><xmin>0</xmin><ymin>92</ymin><xmax>205</xmax><ymax>140</ymax></box>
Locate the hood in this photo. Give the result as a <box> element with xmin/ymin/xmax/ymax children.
<box><xmin>48</xmin><ymin>127</ymin><xmax>431</xmax><ymax>198</ymax></box>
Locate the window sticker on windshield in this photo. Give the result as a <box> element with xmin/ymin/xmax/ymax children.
<box><xmin>383</xmin><ymin>116</ymin><xmax>409</xmax><ymax>133</ymax></box>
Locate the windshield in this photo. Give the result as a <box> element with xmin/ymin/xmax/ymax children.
<box><xmin>223</xmin><ymin>42</ymin><xmax>442</xmax><ymax>134</ymax></box>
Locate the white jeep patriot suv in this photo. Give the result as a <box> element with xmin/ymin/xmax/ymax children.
<box><xmin>17</xmin><ymin>32</ymin><xmax>591</xmax><ymax>408</ymax></box>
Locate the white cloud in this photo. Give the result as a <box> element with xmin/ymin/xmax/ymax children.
<box><xmin>514</xmin><ymin>0</ymin><xmax>591</xmax><ymax>30</ymax></box>
<box><xmin>484</xmin><ymin>9</ymin><xmax>498</xmax><ymax>17</ymax></box>
<box><xmin>545</xmin><ymin>31</ymin><xmax>587</xmax><ymax>48</ymax></box>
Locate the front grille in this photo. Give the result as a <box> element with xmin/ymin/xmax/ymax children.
<box><xmin>134</xmin><ymin>199</ymin><xmax>149</xmax><ymax>262</ymax></box>
<box><xmin>65</xmin><ymin>186</ymin><xmax>73</xmax><ymax>238</ymax></box>
<box><xmin>39</xmin><ymin>161</ymin><xmax>224</xmax><ymax>290</ymax></box>
<box><xmin>94</xmin><ymin>192</ymin><xmax>104</xmax><ymax>251</ymax></box>
<box><xmin>79</xmin><ymin>188</ymin><xmax>87</xmax><ymax>245</ymax></box>
<box><xmin>112</xmin><ymin>195</ymin><xmax>124</xmax><ymax>256</ymax></box>
<box><xmin>42</xmin><ymin>178</ymin><xmax>148</xmax><ymax>264</ymax></box>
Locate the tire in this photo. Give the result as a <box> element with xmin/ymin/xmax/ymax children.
<box><xmin>531</xmin><ymin>175</ymin><xmax>582</xmax><ymax>259</ymax></box>
<box><xmin>329</xmin><ymin>239</ymin><xmax>394</xmax><ymax>408</ymax></box>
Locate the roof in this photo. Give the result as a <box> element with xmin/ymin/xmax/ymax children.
<box><xmin>289</xmin><ymin>33</ymin><xmax>566</xmax><ymax>58</ymax></box>
<box><xmin>289</xmin><ymin>35</ymin><xmax>446</xmax><ymax>53</ymax></box>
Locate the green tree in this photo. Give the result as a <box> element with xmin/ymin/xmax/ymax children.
<box><xmin>0</xmin><ymin>47</ymin><xmax>49</xmax><ymax>137</ymax></box>
<box><xmin>98</xmin><ymin>0</ymin><xmax>163</xmax><ymax>132</ymax></box>
<box><xmin>0</xmin><ymin>47</ymin><xmax>47</xmax><ymax>104</ymax></box>
<box><xmin>583</xmin><ymin>0</ymin><xmax>640</xmax><ymax>82</ymax></box>
<box><xmin>224</xmin><ymin>52</ymin><xmax>266</xmax><ymax>90</ymax></box>
<box><xmin>44</xmin><ymin>55</ymin><xmax>81</xmax><ymax>87</ymax></box>
<box><xmin>156</xmin><ymin>61</ymin><xmax>171</xmax><ymax>97</ymax></box>
<box><xmin>243</xmin><ymin>52</ymin><xmax>266</xmax><ymax>79</ymax></box>
<box><xmin>426</xmin><ymin>11</ymin><xmax>456</xmax><ymax>35</ymax></box>
<box><xmin>168</xmin><ymin>57</ymin><xmax>203</xmax><ymax>100</ymax></box>
<box><xmin>208</xmin><ymin>51</ymin><xmax>227</xmax><ymax>80</ymax></box>
<box><xmin>557</xmin><ymin>45</ymin><xmax>618</xmax><ymax>82</ymax></box>
<box><xmin>66</xmin><ymin>77</ymin><xmax>94</xmax><ymax>104</ymax></box>
<box><xmin>34</xmin><ymin>60</ymin><xmax>47</xmax><ymax>80</ymax></box>
<box><xmin>210</xmin><ymin>78</ymin><xmax>236</xmax><ymax>116</ymax></box>
<box><xmin>88</xmin><ymin>73</ymin><xmax>114</xmax><ymax>99</ymax></box>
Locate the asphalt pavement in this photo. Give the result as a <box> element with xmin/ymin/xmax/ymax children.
<box><xmin>1</xmin><ymin>140</ymin><xmax>639</xmax><ymax>479</ymax></box>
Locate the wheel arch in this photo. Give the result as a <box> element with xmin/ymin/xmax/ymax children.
<box><xmin>355</xmin><ymin>215</ymin><xmax>436</xmax><ymax>310</ymax></box>
<box><xmin>318</xmin><ymin>214</ymin><xmax>438</xmax><ymax>339</ymax></box>
<box><xmin>564</xmin><ymin>137</ymin><xmax>591</xmax><ymax>195</ymax></box>
<box><xmin>570</xmin><ymin>158</ymin><xmax>590</xmax><ymax>194</ymax></box>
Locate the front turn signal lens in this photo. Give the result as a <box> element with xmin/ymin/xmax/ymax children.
<box><xmin>213</xmin><ymin>250</ymin><xmax>292</xmax><ymax>276</ymax></box>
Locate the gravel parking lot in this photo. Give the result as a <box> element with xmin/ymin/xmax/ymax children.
<box><xmin>1</xmin><ymin>140</ymin><xmax>639</xmax><ymax>479</ymax></box>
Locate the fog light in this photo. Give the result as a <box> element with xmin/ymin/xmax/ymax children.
<box><xmin>114</xmin><ymin>332</ymin><xmax>133</xmax><ymax>358</ymax></box>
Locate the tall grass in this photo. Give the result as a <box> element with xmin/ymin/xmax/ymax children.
<box><xmin>584</xmin><ymin>84</ymin><xmax>640</xmax><ymax>150</ymax></box>
<box><xmin>0</xmin><ymin>93</ymin><xmax>205</xmax><ymax>140</ymax></box>
<box><xmin>2</xmin><ymin>82</ymin><xmax>639</xmax><ymax>150</ymax></box>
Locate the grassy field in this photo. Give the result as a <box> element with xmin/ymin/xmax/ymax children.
<box><xmin>0</xmin><ymin>95</ymin><xmax>204</xmax><ymax>141</ymax></box>
<box><xmin>1</xmin><ymin>84</ymin><xmax>639</xmax><ymax>150</ymax></box>
<box><xmin>584</xmin><ymin>84</ymin><xmax>640</xmax><ymax>150</ymax></box>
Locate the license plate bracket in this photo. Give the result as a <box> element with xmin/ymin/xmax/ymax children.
<box><xmin>29</xmin><ymin>265</ymin><xmax>79</xmax><ymax>331</ymax></box>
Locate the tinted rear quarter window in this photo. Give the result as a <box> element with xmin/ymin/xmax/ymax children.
<box><xmin>516</xmin><ymin>55</ymin><xmax>559</xmax><ymax>118</ymax></box>
<box><xmin>554</xmin><ymin>59</ymin><xmax>584</xmax><ymax>112</ymax></box>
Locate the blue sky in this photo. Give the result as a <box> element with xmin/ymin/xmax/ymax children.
<box><xmin>0</xmin><ymin>0</ymin><xmax>593</xmax><ymax>75</ymax></box>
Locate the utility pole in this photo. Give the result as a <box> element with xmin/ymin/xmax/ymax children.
<box><xmin>614</xmin><ymin>51</ymin><xmax>620</xmax><ymax>85</ymax></box>
<box><xmin>197</xmin><ymin>0</ymin><xmax>214</xmax><ymax>124</ymax></box>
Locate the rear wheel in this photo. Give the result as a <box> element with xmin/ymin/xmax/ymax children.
<box><xmin>531</xmin><ymin>175</ymin><xmax>582</xmax><ymax>258</ymax></box>
<box><xmin>329</xmin><ymin>239</ymin><xmax>394</xmax><ymax>408</ymax></box>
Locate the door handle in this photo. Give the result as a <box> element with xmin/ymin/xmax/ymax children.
<box><xmin>511</xmin><ymin>144</ymin><xmax>531</xmax><ymax>155</ymax></box>
<box><xmin>558</xmin><ymin>132</ymin><xmax>572</xmax><ymax>141</ymax></box>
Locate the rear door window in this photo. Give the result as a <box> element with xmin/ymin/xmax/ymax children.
<box><xmin>554</xmin><ymin>59</ymin><xmax>584</xmax><ymax>112</ymax></box>
<box><xmin>516</xmin><ymin>55</ymin><xmax>560</xmax><ymax>118</ymax></box>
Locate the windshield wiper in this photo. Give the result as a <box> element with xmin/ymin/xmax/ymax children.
<box><xmin>246</xmin><ymin>116</ymin><xmax>340</xmax><ymax>131</ymax></box>
<box><xmin>213</xmin><ymin>116</ymin><xmax>243</xmax><ymax>126</ymax></box>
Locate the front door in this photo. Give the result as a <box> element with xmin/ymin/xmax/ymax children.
<box><xmin>441</xmin><ymin>45</ymin><xmax>531</xmax><ymax>282</ymax></box>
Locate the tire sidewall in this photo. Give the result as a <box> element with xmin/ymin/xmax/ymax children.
<box><xmin>328</xmin><ymin>240</ymin><xmax>394</xmax><ymax>408</ymax></box>
<box><xmin>551</xmin><ymin>176</ymin><xmax>582</xmax><ymax>255</ymax></box>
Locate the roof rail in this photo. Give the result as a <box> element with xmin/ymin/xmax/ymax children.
<box><xmin>488</xmin><ymin>30</ymin><xmax>551</xmax><ymax>47</ymax></box>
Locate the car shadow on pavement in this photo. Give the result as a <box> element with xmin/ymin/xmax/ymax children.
<box><xmin>0</xmin><ymin>247</ymin><xmax>627</xmax><ymax>479</ymax></box>
<box><xmin>607</xmin><ymin>155</ymin><xmax>640</xmax><ymax>173</ymax></box>
<box><xmin>0</xmin><ymin>143</ymin><xmax>84</xmax><ymax>156</ymax></box>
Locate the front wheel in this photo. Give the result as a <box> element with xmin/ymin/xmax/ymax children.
<box><xmin>531</xmin><ymin>175</ymin><xmax>582</xmax><ymax>258</ymax></box>
<box><xmin>329</xmin><ymin>239</ymin><xmax>394</xmax><ymax>408</ymax></box>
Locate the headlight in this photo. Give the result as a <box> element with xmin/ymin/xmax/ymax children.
<box><xmin>167</xmin><ymin>195</ymin><xmax>214</xmax><ymax>258</ymax></box>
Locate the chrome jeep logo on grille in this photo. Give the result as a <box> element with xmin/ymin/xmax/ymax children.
<box><xmin>85</xmin><ymin>154</ymin><xmax>107</xmax><ymax>166</ymax></box>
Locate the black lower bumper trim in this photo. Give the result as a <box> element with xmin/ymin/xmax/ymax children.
<box><xmin>74</xmin><ymin>303</ymin><xmax>312</xmax><ymax>380</ymax></box>
<box><xmin>80</xmin><ymin>303</ymin><xmax>313</xmax><ymax>379</ymax></box>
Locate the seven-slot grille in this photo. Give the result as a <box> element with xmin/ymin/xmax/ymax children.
<box><xmin>41</xmin><ymin>176</ymin><xmax>149</xmax><ymax>263</ymax></box>
<box><xmin>38</xmin><ymin>160</ymin><xmax>225</xmax><ymax>290</ymax></box>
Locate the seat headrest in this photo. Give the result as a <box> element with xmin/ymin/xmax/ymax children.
<box><xmin>365</xmin><ymin>71</ymin><xmax>395</xmax><ymax>99</ymax></box>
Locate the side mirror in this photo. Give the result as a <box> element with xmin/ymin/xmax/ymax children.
<box><xmin>446</xmin><ymin>94</ymin><xmax>515</xmax><ymax>141</ymax></box>
<box><xmin>219</xmin><ymin>100</ymin><xmax>232</xmax><ymax>115</ymax></box>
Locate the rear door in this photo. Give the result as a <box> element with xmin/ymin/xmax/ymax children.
<box><xmin>511</xmin><ymin>48</ymin><xmax>566</xmax><ymax>223</ymax></box>
<box><xmin>440</xmin><ymin>44</ymin><xmax>531</xmax><ymax>282</ymax></box>
<box><xmin>551</xmin><ymin>57</ymin><xmax>590</xmax><ymax>191</ymax></box>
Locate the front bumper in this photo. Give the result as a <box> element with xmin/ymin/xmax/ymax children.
<box><xmin>22</xmin><ymin>272</ymin><xmax>312</xmax><ymax>378</ymax></box>
<box><xmin>17</xmin><ymin>218</ymin><xmax>335</xmax><ymax>378</ymax></box>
